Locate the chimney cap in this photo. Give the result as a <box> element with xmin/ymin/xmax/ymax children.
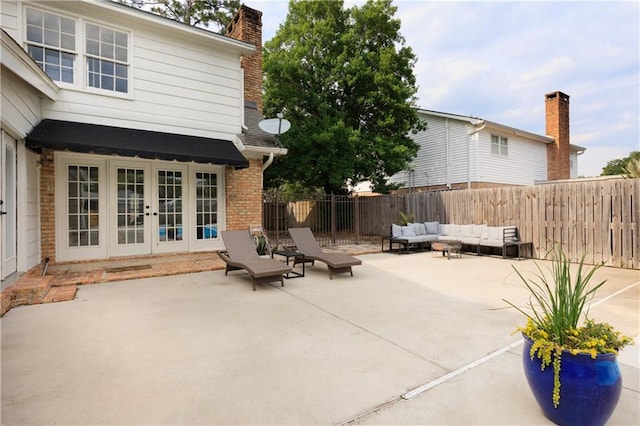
<box><xmin>545</xmin><ymin>91</ymin><xmax>570</xmax><ymax>102</ymax></box>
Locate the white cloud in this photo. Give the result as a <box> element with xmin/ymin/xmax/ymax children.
<box><xmin>248</xmin><ymin>0</ymin><xmax>639</xmax><ymax>178</ymax></box>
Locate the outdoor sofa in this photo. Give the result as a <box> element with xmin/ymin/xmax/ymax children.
<box><xmin>383</xmin><ymin>222</ymin><xmax>526</xmax><ymax>258</ymax></box>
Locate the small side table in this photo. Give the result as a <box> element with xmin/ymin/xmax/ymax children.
<box><xmin>272</xmin><ymin>250</ymin><xmax>305</xmax><ymax>278</ymax></box>
<box><xmin>503</xmin><ymin>241</ymin><xmax>533</xmax><ymax>260</ymax></box>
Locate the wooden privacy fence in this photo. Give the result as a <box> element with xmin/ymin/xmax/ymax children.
<box><xmin>263</xmin><ymin>178</ymin><xmax>638</xmax><ymax>269</ymax></box>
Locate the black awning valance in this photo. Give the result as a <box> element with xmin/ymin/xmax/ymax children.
<box><xmin>26</xmin><ymin>119</ymin><xmax>249</xmax><ymax>169</ymax></box>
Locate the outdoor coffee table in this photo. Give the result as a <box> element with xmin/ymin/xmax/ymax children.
<box><xmin>431</xmin><ymin>240</ymin><xmax>462</xmax><ymax>260</ymax></box>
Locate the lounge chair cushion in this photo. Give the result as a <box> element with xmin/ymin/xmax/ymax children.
<box><xmin>220</xmin><ymin>230</ymin><xmax>292</xmax><ymax>290</ymax></box>
<box><xmin>288</xmin><ymin>227</ymin><xmax>362</xmax><ymax>278</ymax></box>
<box><xmin>392</xmin><ymin>223</ymin><xmax>402</xmax><ymax>237</ymax></box>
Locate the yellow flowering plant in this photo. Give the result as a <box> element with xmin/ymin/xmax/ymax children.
<box><xmin>504</xmin><ymin>248</ymin><xmax>633</xmax><ymax>407</ymax></box>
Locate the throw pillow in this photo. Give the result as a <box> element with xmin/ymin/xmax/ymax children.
<box><xmin>392</xmin><ymin>223</ymin><xmax>402</xmax><ymax>238</ymax></box>
<box><xmin>425</xmin><ymin>221</ymin><xmax>440</xmax><ymax>234</ymax></box>
<box><xmin>401</xmin><ymin>225</ymin><xmax>416</xmax><ymax>237</ymax></box>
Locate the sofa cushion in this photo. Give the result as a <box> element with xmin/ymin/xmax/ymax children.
<box><xmin>472</xmin><ymin>225</ymin><xmax>486</xmax><ymax>238</ymax></box>
<box><xmin>401</xmin><ymin>225</ymin><xmax>416</xmax><ymax>237</ymax></box>
<box><xmin>459</xmin><ymin>236</ymin><xmax>481</xmax><ymax>245</ymax></box>
<box><xmin>459</xmin><ymin>224</ymin><xmax>473</xmax><ymax>237</ymax></box>
<box><xmin>481</xmin><ymin>227</ymin><xmax>490</xmax><ymax>240</ymax></box>
<box><xmin>425</xmin><ymin>221</ymin><xmax>440</xmax><ymax>234</ymax></box>
<box><xmin>392</xmin><ymin>223</ymin><xmax>402</xmax><ymax>238</ymax></box>
<box><xmin>449</xmin><ymin>224</ymin><xmax>461</xmax><ymax>236</ymax></box>
<box><xmin>488</xmin><ymin>226</ymin><xmax>502</xmax><ymax>241</ymax></box>
<box><xmin>413</xmin><ymin>222</ymin><xmax>427</xmax><ymax>235</ymax></box>
<box><xmin>439</xmin><ymin>223</ymin><xmax>450</xmax><ymax>236</ymax></box>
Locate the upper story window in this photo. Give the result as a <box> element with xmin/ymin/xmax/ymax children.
<box><xmin>24</xmin><ymin>7</ymin><xmax>130</xmax><ymax>94</ymax></box>
<box><xmin>25</xmin><ymin>7</ymin><xmax>76</xmax><ymax>83</ymax></box>
<box><xmin>491</xmin><ymin>135</ymin><xmax>508</xmax><ymax>157</ymax></box>
<box><xmin>85</xmin><ymin>23</ymin><xmax>129</xmax><ymax>93</ymax></box>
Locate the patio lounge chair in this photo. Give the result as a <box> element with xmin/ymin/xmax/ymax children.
<box><xmin>288</xmin><ymin>227</ymin><xmax>362</xmax><ymax>279</ymax></box>
<box><xmin>219</xmin><ymin>230</ymin><xmax>292</xmax><ymax>291</ymax></box>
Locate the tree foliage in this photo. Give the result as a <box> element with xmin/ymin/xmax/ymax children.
<box><xmin>601</xmin><ymin>151</ymin><xmax>640</xmax><ymax>176</ymax></box>
<box><xmin>263</xmin><ymin>0</ymin><xmax>424</xmax><ymax>194</ymax></box>
<box><xmin>115</xmin><ymin>0</ymin><xmax>240</xmax><ymax>32</ymax></box>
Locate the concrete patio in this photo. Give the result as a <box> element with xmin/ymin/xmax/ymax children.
<box><xmin>1</xmin><ymin>252</ymin><xmax>638</xmax><ymax>425</ymax></box>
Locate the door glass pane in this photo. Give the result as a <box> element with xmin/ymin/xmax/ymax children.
<box><xmin>67</xmin><ymin>165</ymin><xmax>99</xmax><ymax>246</ymax></box>
<box><xmin>116</xmin><ymin>167</ymin><xmax>144</xmax><ymax>245</ymax></box>
<box><xmin>157</xmin><ymin>170</ymin><xmax>182</xmax><ymax>242</ymax></box>
<box><xmin>195</xmin><ymin>172</ymin><xmax>217</xmax><ymax>240</ymax></box>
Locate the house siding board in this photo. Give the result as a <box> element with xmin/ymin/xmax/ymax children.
<box><xmin>476</xmin><ymin>131</ymin><xmax>547</xmax><ymax>185</ymax></box>
<box><xmin>1</xmin><ymin>68</ymin><xmax>41</xmax><ymax>137</ymax></box>
<box><xmin>398</xmin><ymin>110</ymin><xmax>552</xmax><ymax>189</ymax></box>
<box><xmin>21</xmin><ymin>148</ymin><xmax>40</xmax><ymax>270</ymax></box>
<box><xmin>0</xmin><ymin>1</ymin><xmax>18</xmax><ymax>37</ymax></box>
<box><xmin>20</xmin><ymin>1</ymin><xmax>244</xmax><ymax>139</ymax></box>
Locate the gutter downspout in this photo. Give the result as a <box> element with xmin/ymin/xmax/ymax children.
<box><xmin>262</xmin><ymin>152</ymin><xmax>274</xmax><ymax>172</ymax></box>
<box><xmin>468</xmin><ymin>122</ymin><xmax>486</xmax><ymax>189</ymax></box>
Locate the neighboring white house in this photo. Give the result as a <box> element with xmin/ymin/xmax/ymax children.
<box><xmin>389</xmin><ymin>92</ymin><xmax>585</xmax><ymax>191</ymax></box>
<box><xmin>1</xmin><ymin>0</ymin><xmax>281</xmax><ymax>281</ymax></box>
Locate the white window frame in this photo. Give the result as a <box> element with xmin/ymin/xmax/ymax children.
<box><xmin>189</xmin><ymin>165</ymin><xmax>226</xmax><ymax>251</ymax></box>
<box><xmin>84</xmin><ymin>21</ymin><xmax>130</xmax><ymax>95</ymax></box>
<box><xmin>24</xmin><ymin>6</ymin><xmax>78</xmax><ymax>87</ymax></box>
<box><xmin>491</xmin><ymin>135</ymin><xmax>508</xmax><ymax>157</ymax></box>
<box><xmin>55</xmin><ymin>154</ymin><xmax>108</xmax><ymax>261</ymax></box>
<box><xmin>23</xmin><ymin>5</ymin><xmax>133</xmax><ymax>98</ymax></box>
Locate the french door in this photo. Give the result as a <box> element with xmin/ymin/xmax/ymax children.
<box><xmin>1</xmin><ymin>132</ymin><xmax>18</xmax><ymax>279</ymax></box>
<box><xmin>109</xmin><ymin>161</ymin><xmax>188</xmax><ymax>255</ymax></box>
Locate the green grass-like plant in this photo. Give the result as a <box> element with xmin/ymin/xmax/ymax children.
<box><xmin>504</xmin><ymin>248</ymin><xmax>633</xmax><ymax>407</ymax></box>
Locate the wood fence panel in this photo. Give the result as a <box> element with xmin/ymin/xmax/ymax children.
<box><xmin>263</xmin><ymin>179</ymin><xmax>637</xmax><ymax>268</ymax></box>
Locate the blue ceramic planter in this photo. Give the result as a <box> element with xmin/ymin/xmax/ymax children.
<box><xmin>522</xmin><ymin>336</ymin><xmax>622</xmax><ymax>426</ymax></box>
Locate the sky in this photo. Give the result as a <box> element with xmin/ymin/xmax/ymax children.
<box><xmin>244</xmin><ymin>0</ymin><xmax>639</xmax><ymax>177</ymax></box>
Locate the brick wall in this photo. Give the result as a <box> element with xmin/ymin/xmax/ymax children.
<box><xmin>39</xmin><ymin>149</ymin><xmax>56</xmax><ymax>262</ymax></box>
<box><xmin>225</xmin><ymin>159</ymin><xmax>263</xmax><ymax>229</ymax></box>
<box><xmin>226</xmin><ymin>5</ymin><xmax>265</xmax><ymax>230</ymax></box>
<box><xmin>227</xmin><ymin>5</ymin><xmax>263</xmax><ymax>112</ymax></box>
<box><xmin>545</xmin><ymin>91</ymin><xmax>570</xmax><ymax>180</ymax></box>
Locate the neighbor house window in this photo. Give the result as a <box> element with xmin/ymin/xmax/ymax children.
<box><xmin>25</xmin><ymin>7</ymin><xmax>76</xmax><ymax>83</ymax></box>
<box><xmin>85</xmin><ymin>23</ymin><xmax>129</xmax><ymax>93</ymax></box>
<box><xmin>491</xmin><ymin>135</ymin><xmax>508</xmax><ymax>157</ymax></box>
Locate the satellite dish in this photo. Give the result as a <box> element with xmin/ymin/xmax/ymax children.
<box><xmin>258</xmin><ymin>117</ymin><xmax>291</xmax><ymax>135</ymax></box>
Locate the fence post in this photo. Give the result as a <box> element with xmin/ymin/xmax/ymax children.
<box><xmin>354</xmin><ymin>194</ymin><xmax>360</xmax><ymax>244</ymax></box>
<box><xmin>274</xmin><ymin>191</ymin><xmax>280</xmax><ymax>249</ymax></box>
<box><xmin>331</xmin><ymin>193</ymin><xmax>336</xmax><ymax>244</ymax></box>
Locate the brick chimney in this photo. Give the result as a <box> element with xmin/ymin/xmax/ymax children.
<box><xmin>545</xmin><ymin>91</ymin><xmax>570</xmax><ymax>180</ymax></box>
<box><xmin>227</xmin><ymin>5</ymin><xmax>263</xmax><ymax>113</ymax></box>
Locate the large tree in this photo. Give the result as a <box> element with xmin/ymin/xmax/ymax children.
<box><xmin>601</xmin><ymin>151</ymin><xmax>640</xmax><ymax>176</ymax></box>
<box><xmin>115</xmin><ymin>0</ymin><xmax>240</xmax><ymax>32</ymax></box>
<box><xmin>263</xmin><ymin>0</ymin><xmax>423</xmax><ymax>194</ymax></box>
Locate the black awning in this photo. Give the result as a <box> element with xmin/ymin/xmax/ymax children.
<box><xmin>26</xmin><ymin>119</ymin><xmax>249</xmax><ymax>169</ymax></box>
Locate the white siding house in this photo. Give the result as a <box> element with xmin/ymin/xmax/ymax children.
<box><xmin>390</xmin><ymin>104</ymin><xmax>585</xmax><ymax>191</ymax></box>
<box><xmin>1</xmin><ymin>0</ymin><xmax>281</xmax><ymax>280</ymax></box>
